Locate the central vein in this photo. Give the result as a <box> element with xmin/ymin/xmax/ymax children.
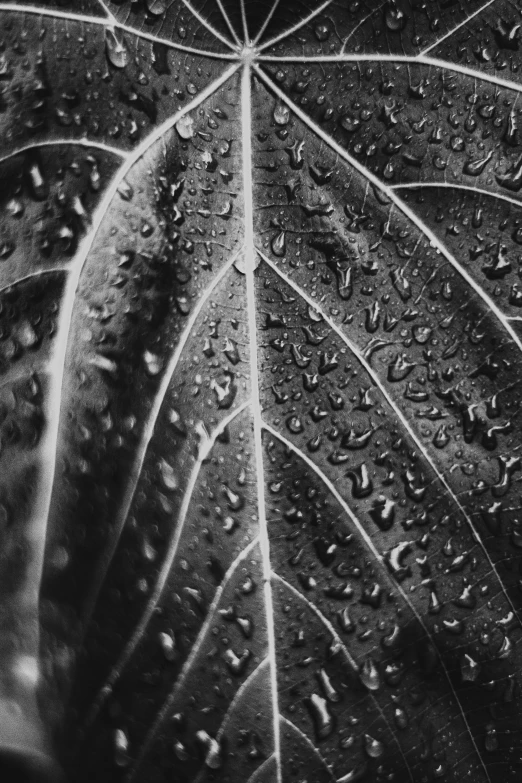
<box><xmin>241</xmin><ymin>62</ymin><xmax>282</xmax><ymax>780</ymax></box>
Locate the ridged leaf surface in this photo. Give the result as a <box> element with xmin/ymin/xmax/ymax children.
<box><xmin>1</xmin><ymin>2</ymin><xmax>522</xmax><ymax>782</ymax></box>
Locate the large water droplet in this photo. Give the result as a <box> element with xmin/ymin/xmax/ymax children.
<box><xmin>176</xmin><ymin>114</ymin><xmax>195</xmax><ymax>140</ymax></box>
<box><xmin>105</xmin><ymin>29</ymin><xmax>128</xmax><ymax>69</ymax></box>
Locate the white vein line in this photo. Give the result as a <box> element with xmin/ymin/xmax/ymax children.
<box><xmin>339</xmin><ymin>1</ymin><xmax>386</xmax><ymax>54</ymax></box>
<box><xmin>263</xmin><ymin>423</ymin><xmax>385</xmax><ymax>569</ymax></box>
<box><xmin>126</xmin><ymin>534</ymin><xmax>261</xmax><ymax>781</ymax></box>
<box><xmin>87</xmin><ymin>400</ymin><xmax>251</xmax><ymax>730</ymax></box>
<box><xmin>240</xmin><ymin>0</ymin><xmax>250</xmax><ymax>44</ymax></box>
<box><xmin>272</xmin><ymin>571</ymin><xmax>415</xmax><ymax>783</ymax></box>
<box><xmin>272</xmin><ymin>572</ymin><xmax>358</xmax><ymax>668</ymax></box>
<box><xmin>213</xmin><ymin>658</ymin><xmax>269</xmax><ymax>742</ymax></box>
<box><xmin>243</xmin><ymin>61</ymin><xmax>282</xmax><ymax>783</ymax></box>
<box><xmin>0</xmin><ymin>139</ymin><xmax>128</xmax><ymax>166</ymax></box>
<box><xmin>179</xmin><ymin>0</ymin><xmax>239</xmax><ymax>51</ymax></box>
<box><xmin>251</xmin><ymin>0</ymin><xmax>280</xmax><ymax>45</ymax></box>
<box><xmin>279</xmin><ymin>716</ymin><xmax>335</xmax><ymax>780</ymax></box>
<box><xmin>245</xmin><ymin>754</ymin><xmax>277</xmax><ymax>783</ymax></box>
<box><xmin>391</xmin><ymin>182</ymin><xmax>522</xmax><ymax>210</ymax></box>
<box><xmin>93</xmin><ymin>0</ymin><xmax>117</xmax><ymax>24</ymax></box>
<box><xmin>215</xmin><ymin>0</ymin><xmax>243</xmax><ymax>46</ymax></box>
<box><xmin>255</xmin><ymin>54</ymin><xmax>522</xmax><ymax>94</ymax></box>
<box><xmin>81</xmin><ymin>249</ymin><xmax>242</xmax><ymax>632</ymax></box>
<box><xmin>254</xmin><ymin>64</ymin><xmax>522</xmax><ymax>625</ymax></box>
<box><xmin>264</xmin><ymin>425</ymin><xmax>490</xmax><ymax>783</ymax></box>
<box><xmin>259</xmin><ymin>241</ymin><xmax>521</xmax><ymax>633</ymax></box>
<box><xmin>0</xmin><ymin>3</ymin><xmax>239</xmax><ymax>59</ymax></box>
<box><xmin>420</xmin><ymin>0</ymin><xmax>496</xmax><ymax>55</ymax></box>
<box><xmin>0</xmin><ymin>2</ymin><xmax>111</xmax><ymax>24</ymax></box>
<box><xmin>0</xmin><ymin>267</ymin><xmax>68</xmax><ymax>297</ymax></box>
<box><xmin>257</xmin><ymin>0</ymin><xmax>333</xmax><ymax>52</ymax></box>
<box><xmin>116</xmin><ymin>21</ymin><xmax>239</xmax><ymax>59</ymax></box>
<box><xmin>28</xmin><ymin>62</ymin><xmax>240</xmax><ymax>712</ymax></box>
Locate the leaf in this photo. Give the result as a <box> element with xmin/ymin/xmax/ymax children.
<box><xmin>1</xmin><ymin>1</ymin><xmax>522</xmax><ymax>781</ymax></box>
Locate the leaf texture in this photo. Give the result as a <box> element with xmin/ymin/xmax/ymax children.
<box><xmin>2</xmin><ymin>1</ymin><xmax>522</xmax><ymax>782</ymax></box>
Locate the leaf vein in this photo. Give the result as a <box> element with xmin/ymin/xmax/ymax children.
<box><xmin>126</xmin><ymin>533</ymin><xmax>261</xmax><ymax>781</ymax></box>
<box><xmin>419</xmin><ymin>0</ymin><xmax>496</xmax><ymax>55</ymax></box>
<box><xmin>253</xmin><ymin>66</ymin><xmax>522</xmax><ymax>637</ymax></box>
<box><xmin>262</xmin><ymin>423</ymin><xmax>490</xmax><ymax>782</ymax></box>
<box><xmin>243</xmin><ymin>62</ymin><xmax>283</xmax><ymax>783</ymax></box>
<box><xmin>256</xmin><ymin>54</ymin><xmax>522</xmax><ymax>94</ymax></box>
<box><xmin>85</xmin><ymin>400</ymin><xmax>251</xmax><ymax>729</ymax></box>
<box><xmin>0</xmin><ymin>3</ymin><xmax>239</xmax><ymax>59</ymax></box>
<box><xmin>257</xmin><ymin>0</ymin><xmax>334</xmax><ymax>52</ymax></box>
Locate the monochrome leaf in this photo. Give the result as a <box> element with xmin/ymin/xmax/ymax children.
<box><xmin>1</xmin><ymin>2</ymin><xmax>521</xmax><ymax>781</ymax></box>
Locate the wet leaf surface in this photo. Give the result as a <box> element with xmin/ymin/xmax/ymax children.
<box><xmin>1</xmin><ymin>1</ymin><xmax>522</xmax><ymax>782</ymax></box>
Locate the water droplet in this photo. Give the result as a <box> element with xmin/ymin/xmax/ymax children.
<box><xmin>369</xmin><ymin>496</ymin><xmax>395</xmax><ymax>531</ymax></box>
<box><xmin>306</xmin><ymin>693</ymin><xmax>335</xmax><ymax>739</ymax></box>
<box><xmin>176</xmin><ymin>114</ymin><xmax>195</xmax><ymax>140</ymax></box>
<box><xmin>146</xmin><ymin>0</ymin><xmax>166</xmax><ymax>14</ymax></box>
<box><xmin>317</xmin><ymin>668</ymin><xmax>340</xmax><ymax>702</ymax></box>
<box><xmin>158</xmin><ymin>631</ymin><xmax>176</xmax><ymax>661</ymax></box>
<box><xmin>224</xmin><ymin>338</ymin><xmax>240</xmax><ymax>365</ymax></box>
<box><xmin>113</xmin><ymin>728</ymin><xmax>129</xmax><ymax>767</ymax></box>
<box><xmin>196</xmin><ymin>731</ymin><xmax>222</xmax><ymax>769</ymax></box>
<box><xmin>340</xmin><ymin>113</ymin><xmax>361</xmax><ymax>133</ymax></box>
<box><xmin>143</xmin><ymin>350</ymin><xmax>163</xmax><ymax>376</ymax></box>
<box><xmin>271</xmin><ymin>230</ymin><xmax>286</xmax><ymax>257</ymax></box>
<box><xmin>286</xmin><ymin>415</ymin><xmax>304</xmax><ymax>434</ymax></box>
<box><xmin>364</xmin><ymin>733</ymin><xmax>384</xmax><ymax>758</ymax></box>
<box><xmin>463</xmin><ymin>150</ymin><xmax>493</xmax><ymax>176</ymax></box>
<box><xmin>359</xmin><ymin>657</ymin><xmax>381</xmax><ymax>690</ymax></box>
<box><xmin>222</xmin><ymin>484</ymin><xmax>244</xmax><ymax>511</ymax></box>
<box><xmin>314</xmin><ymin>23</ymin><xmax>330</xmax><ymax>41</ymax></box>
<box><xmin>273</xmin><ymin>104</ymin><xmax>290</xmax><ymax>125</ymax></box>
<box><xmin>461</xmin><ymin>653</ymin><xmax>480</xmax><ymax>682</ymax></box>
<box><xmin>347</xmin><ymin>463</ymin><xmax>373</xmax><ymax>498</ymax></box>
<box><xmin>211</xmin><ymin>372</ymin><xmax>237</xmax><ymax>409</ymax></box>
<box><xmin>394</xmin><ymin>706</ymin><xmax>409</xmax><ymax>729</ymax></box>
<box><xmin>159</xmin><ymin>459</ymin><xmax>177</xmax><ymax>491</ymax></box>
<box><xmin>484</xmin><ymin>724</ymin><xmax>498</xmax><ymax>752</ymax></box>
<box><xmin>433</xmin><ymin>424</ymin><xmax>450</xmax><ymax>449</ymax></box>
<box><xmin>105</xmin><ymin>29</ymin><xmax>128</xmax><ymax>69</ymax></box>
<box><xmin>223</xmin><ymin>648</ymin><xmax>251</xmax><ymax>675</ymax></box>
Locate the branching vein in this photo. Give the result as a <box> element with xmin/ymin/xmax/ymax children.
<box><xmin>179</xmin><ymin>0</ymin><xmax>239</xmax><ymax>51</ymax></box>
<box><xmin>256</xmin><ymin>53</ymin><xmax>522</xmax><ymax>94</ymax></box>
<box><xmin>243</xmin><ymin>63</ymin><xmax>283</xmax><ymax>783</ymax></box>
<box><xmin>81</xmin><ymin>248</ymin><xmax>243</xmax><ymax>632</ymax></box>
<box><xmin>280</xmin><ymin>716</ymin><xmax>335</xmax><ymax>780</ymax></box>
<box><xmin>257</xmin><ymin>0</ymin><xmax>333</xmax><ymax>52</ymax></box>
<box><xmin>263</xmin><ymin>426</ymin><xmax>490</xmax><ymax>783</ymax></box>
<box><xmin>258</xmin><ymin>241</ymin><xmax>521</xmax><ymax>633</ymax></box>
<box><xmin>253</xmin><ymin>65</ymin><xmax>522</xmax><ymax>631</ymax></box>
<box><xmin>391</xmin><ymin>181</ymin><xmax>522</xmax><ymax>210</ymax></box>
<box><xmin>87</xmin><ymin>401</ymin><xmax>251</xmax><ymax>729</ymax></box>
<box><xmin>272</xmin><ymin>571</ymin><xmax>415</xmax><ymax>783</ymax></box>
<box><xmin>0</xmin><ymin>3</ymin><xmax>239</xmax><ymax>58</ymax></box>
<box><xmin>126</xmin><ymin>533</ymin><xmax>261</xmax><ymax>780</ymax></box>
<box><xmin>28</xmin><ymin>61</ymin><xmax>240</xmax><ymax>722</ymax></box>
<box><xmin>419</xmin><ymin>0</ymin><xmax>496</xmax><ymax>55</ymax></box>
<box><xmin>0</xmin><ymin>139</ymin><xmax>128</xmax><ymax>166</ymax></box>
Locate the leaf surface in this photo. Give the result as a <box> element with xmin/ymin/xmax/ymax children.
<box><xmin>1</xmin><ymin>2</ymin><xmax>522</xmax><ymax>782</ymax></box>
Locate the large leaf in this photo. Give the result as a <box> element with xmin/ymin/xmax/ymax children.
<box><xmin>1</xmin><ymin>1</ymin><xmax>522</xmax><ymax>781</ymax></box>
